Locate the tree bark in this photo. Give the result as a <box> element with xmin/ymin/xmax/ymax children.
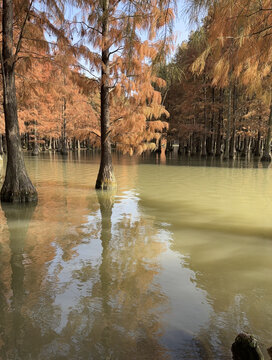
<box><xmin>0</xmin><ymin>0</ymin><xmax>37</xmax><ymax>202</ymax></box>
<box><xmin>96</xmin><ymin>0</ymin><xmax>116</xmax><ymax>190</ymax></box>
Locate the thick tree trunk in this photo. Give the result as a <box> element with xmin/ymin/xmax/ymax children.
<box><xmin>0</xmin><ymin>0</ymin><xmax>37</xmax><ymax>202</ymax></box>
<box><xmin>261</xmin><ymin>104</ymin><xmax>272</xmax><ymax>161</ymax></box>
<box><xmin>95</xmin><ymin>0</ymin><xmax>116</xmax><ymax>190</ymax></box>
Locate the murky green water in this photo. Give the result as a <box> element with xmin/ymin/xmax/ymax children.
<box><xmin>0</xmin><ymin>151</ymin><xmax>272</xmax><ymax>359</ymax></box>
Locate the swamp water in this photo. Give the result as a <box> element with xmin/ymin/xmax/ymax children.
<box><xmin>0</xmin><ymin>152</ymin><xmax>272</xmax><ymax>359</ymax></box>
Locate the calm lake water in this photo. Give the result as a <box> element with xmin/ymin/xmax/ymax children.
<box><xmin>0</xmin><ymin>151</ymin><xmax>272</xmax><ymax>359</ymax></box>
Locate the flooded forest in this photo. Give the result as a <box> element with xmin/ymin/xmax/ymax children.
<box><xmin>0</xmin><ymin>0</ymin><xmax>272</xmax><ymax>359</ymax></box>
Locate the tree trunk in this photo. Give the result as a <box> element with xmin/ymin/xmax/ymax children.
<box><xmin>48</xmin><ymin>136</ymin><xmax>52</xmax><ymax>150</ymax></box>
<box><xmin>156</xmin><ymin>137</ymin><xmax>162</xmax><ymax>154</ymax></box>
<box><xmin>0</xmin><ymin>135</ymin><xmax>3</xmax><ymax>155</ymax></box>
<box><xmin>215</xmin><ymin>99</ymin><xmax>223</xmax><ymax>156</ymax></box>
<box><xmin>241</xmin><ymin>136</ymin><xmax>250</xmax><ymax>157</ymax></box>
<box><xmin>61</xmin><ymin>98</ymin><xmax>68</xmax><ymax>155</ymax></box>
<box><xmin>95</xmin><ymin>0</ymin><xmax>116</xmax><ymax>190</ymax></box>
<box><xmin>207</xmin><ymin>88</ymin><xmax>215</xmax><ymax>155</ymax></box>
<box><xmin>232</xmin><ymin>333</ymin><xmax>264</xmax><ymax>360</ymax></box>
<box><xmin>254</xmin><ymin>130</ymin><xmax>262</xmax><ymax>157</ymax></box>
<box><xmin>261</xmin><ymin>104</ymin><xmax>272</xmax><ymax>161</ymax></box>
<box><xmin>201</xmin><ymin>134</ymin><xmax>207</xmax><ymax>156</ymax></box>
<box><xmin>0</xmin><ymin>0</ymin><xmax>37</xmax><ymax>202</ymax></box>
<box><xmin>224</xmin><ymin>83</ymin><xmax>232</xmax><ymax>159</ymax></box>
<box><xmin>178</xmin><ymin>137</ymin><xmax>182</xmax><ymax>155</ymax></box>
<box><xmin>31</xmin><ymin>123</ymin><xmax>39</xmax><ymax>156</ymax></box>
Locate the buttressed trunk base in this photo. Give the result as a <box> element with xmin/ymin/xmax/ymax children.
<box><xmin>1</xmin><ymin>152</ymin><xmax>37</xmax><ymax>203</ymax></box>
<box><xmin>95</xmin><ymin>146</ymin><xmax>116</xmax><ymax>190</ymax></box>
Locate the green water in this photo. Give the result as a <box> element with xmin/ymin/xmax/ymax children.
<box><xmin>0</xmin><ymin>152</ymin><xmax>272</xmax><ymax>359</ymax></box>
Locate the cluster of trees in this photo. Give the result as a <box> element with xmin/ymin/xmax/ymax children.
<box><xmin>0</xmin><ymin>0</ymin><xmax>175</xmax><ymax>202</ymax></box>
<box><xmin>161</xmin><ymin>0</ymin><xmax>272</xmax><ymax>160</ymax></box>
<box><xmin>1</xmin><ymin>0</ymin><xmax>271</xmax><ymax>203</ymax></box>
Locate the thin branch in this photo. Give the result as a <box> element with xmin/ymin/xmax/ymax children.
<box><xmin>109</xmin><ymin>46</ymin><xmax>124</xmax><ymax>55</ymax></box>
<box><xmin>250</xmin><ymin>25</ymin><xmax>272</xmax><ymax>36</ymax></box>
<box><xmin>69</xmin><ymin>21</ymin><xmax>102</xmax><ymax>34</ymax></box>
<box><xmin>90</xmin><ymin>130</ymin><xmax>101</xmax><ymax>138</ymax></box>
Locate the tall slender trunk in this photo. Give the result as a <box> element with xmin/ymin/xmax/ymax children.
<box><xmin>31</xmin><ymin>122</ymin><xmax>39</xmax><ymax>156</ymax></box>
<box><xmin>48</xmin><ymin>136</ymin><xmax>52</xmax><ymax>150</ymax></box>
<box><xmin>216</xmin><ymin>90</ymin><xmax>223</xmax><ymax>157</ymax></box>
<box><xmin>254</xmin><ymin>129</ymin><xmax>262</xmax><ymax>157</ymax></box>
<box><xmin>178</xmin><ymin>137</ymin><xmax>182</xmax><ymax>155</ymax></box>
<box><xmin>61</xmin><ymin>97</ymin><xmax>68</xmax><ymax>155</ymax></box>
<box><xmin>96</xmin><ymin>0</ymin><xmax>116</xmax><ymax>190</ymax></box>
<box><xmin>0</xmin><ymin>0</ymin><xmax>37</xmax><ymax>202</ymax></box>
<box><xmin>261</xmin><ymin>104</ymin><xmax>272</xmax><ymax>161</ymax></box>
<box><xmin>202</xmin><ymin>75</ymin><xmax>207</xmax><ymax>157</ymax></box>
<box><xmin>207</xmin><ymin>88</ymin><xmax>215</xmax><ymax>155</ymax></box>
<box><xmin>224</xmin><ymin>83</ymin><xmax>232</xmax><ymax>159</ymax></box>
<box><xmin>230</xmin><ymin>84</ymin><xmax>237</xmax><ymax>158</ymax></box>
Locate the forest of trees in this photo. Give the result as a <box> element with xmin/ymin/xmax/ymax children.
<box><xmin>0</xmin><ymin>0</ymin><xmax>271</xmax><ymax>202</ymax></box>
<box><xmin>161</xmin><ymin>0</ymin><xmax>272</xmax><ymax>161</ymax></box>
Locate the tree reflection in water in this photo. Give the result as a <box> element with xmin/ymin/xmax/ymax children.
<box><xmin>0</xmin><ymin>203</ymin><xmax>36</xmax><ymax>359</ymax></box>
<box><xmin>0</xmin><ymin>186</ymin><xmax>169</xmax><ymax>359</ymax></box>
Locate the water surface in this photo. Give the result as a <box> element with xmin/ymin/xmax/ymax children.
<box><xmin>0</xmin><ymin>152</ymin><xmax>272</xmax><ymax>359</ymax></box>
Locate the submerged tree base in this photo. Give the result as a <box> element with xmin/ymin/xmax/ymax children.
<box><xmin>1</xmin><ymin>177</ymin><xmax>38</xmax><ymax>203</ymax></box>
<box><xmin>231</xmin><ymin>333</ymin><xmax>264</xmax><ymax>360</ymax></box>
<box><xmin>95</xmin><ymin>177</ymin><xmax>117</xmax><ymax>190</ymax></box>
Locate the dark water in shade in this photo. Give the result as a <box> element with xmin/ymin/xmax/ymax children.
<box><xmin>0</xmin><ymin>151</ymin><xmax>272</xmax><ymax>359</ymax></box>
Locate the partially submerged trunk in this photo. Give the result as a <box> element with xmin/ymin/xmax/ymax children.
<box><xmin>0</xmin><ymin>0</ymin><xmax>37</xmax><ymax>202</ymax></box>
<box><xmin>95</xmin><ymin>0</ymin><xmax>116</xmax><ymax>190</ymax></box>
<box><xmin>232</xmin><ymin>333</ymin><xmax>264</xmax><ymax>360</ymax></box>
